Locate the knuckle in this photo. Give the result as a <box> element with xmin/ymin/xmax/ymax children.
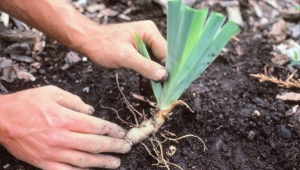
<box><xmin>45</xmin><ymin>85</ymin><xmax>59</xmax><ymax>91</ymax></box>
<box><xmin>73</xmin><ymin>95</ymin><xmax>83</xmax><ymax>103</ymax></box>
<box><xmin>116</xmin><ymin>46</ymin><xmax>133</xmax><ymax>67</ymax></box>
<box><xmin>142</xmin><ymin>60</ymin><xmax>153</xmax><ymax>71</ymax></box>
<box><xmin>77</xmin><ymin>157</ymin><xmax>89</xmax><ymax>168</ymax></box>
<box><xmin>144</xmin><ymin>20</ymin><xmax>158</xmax><ymax>34</ymax></box>
<box><xmin>92</xmin><ymin>143</ymin><xmax>104</xmax><ymax>153</ymax></box>
<box><xmin>54</xmin><ymin>93</ymin><xmax>66</xmax><ymax>103</ymax></box>
<box><xmin>42</xmin><ymin>146</ymin><xmax>55</xmax><ymax>159</ymax></box>
<box><xmin>143</xmin><ymin>20</ymin><xmax>156</xmax><ymax>28</ymax></box>
<box><xmin>41</xmin><ymin>107</ymin><xmax>68</xmax><ymax>127</ymax></box>
<box><xmin>46</xmin><ymin>131</ymin><xmax>63</xmax><ymax>147</ymax></box>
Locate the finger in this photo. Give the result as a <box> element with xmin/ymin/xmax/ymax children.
<box><xmin>56</xmin><ymin>150</ymin><xmax>121</xmax><ymax>169</ymax></box>
<box><xmin>58</xmin><ymin>106</ymin><xmax>126</xmax><ymax>138</ymax></box>
<box><xmin>40</xmin><ymin>161</ymin><xmax>86</xmax><ymax>170</ymax></box>
<box><xmin>122</xmin><ymin>46</ymin><xmax>168</xmax><ymax>82</ymax></box>
<box><xmin>138</xmin><ymin>21</ymin><xmax>167</xmax><ymax>64</ymax></box>
<box><xmin>53</xmin><ymin>89</ymin><xmax>94</xmax><ymax>115</ymax></box>
<box><xmin>52</xmin><ymin>131</ymin><xmax>131</xmax><ymax>154</ymax></box>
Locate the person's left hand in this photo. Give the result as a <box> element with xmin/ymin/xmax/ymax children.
<box><xmin>74</xmin><ymin>21</ymin><xmax>168</xmax><ymax>82</ymax></box>
<box><xmin>0</xmin><ymin>86</ymin><xmax>131</xmax><ymax>170</ymax></box>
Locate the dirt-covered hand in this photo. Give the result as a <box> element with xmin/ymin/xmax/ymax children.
<box><xmin>75</xmin><ymin>21</ymin><xmax>168</xmax><ymax>82</ymax></box>
<box><xmin>0</xmin><ymin>86</ymin><xmax>131</xmax><ymax>170</ymax></box>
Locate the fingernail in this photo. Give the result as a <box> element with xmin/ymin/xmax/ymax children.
<box><xmin>154</xmin><ymin>68</ymin><xmax>168</xmax><ymax>81</ymax></box>
<box><xmin>87</xmin><ymin>105</ymin><xmax>95</xmax><ymax>114</ymax></box>
<box><xmin>118</xmin><ymin>130</ymin><xmax>126</xmax><ymax>138</ymax></box>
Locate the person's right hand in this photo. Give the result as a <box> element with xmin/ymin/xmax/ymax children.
<box><xmin>0</xmin><ymin>85</ymin><xmax>131</xmax><ymax>170</ymax></box>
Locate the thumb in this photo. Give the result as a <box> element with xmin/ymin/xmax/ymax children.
<box><xmin>123</xmin><ymin>47</ymin><xmax>168</xmax><ymax>82</ymax></box>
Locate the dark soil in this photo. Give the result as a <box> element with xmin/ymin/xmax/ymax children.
<box><xmin>0</xmin><ymin>0</ymin><xmax>299</xmax><ymax>170</ymax></box>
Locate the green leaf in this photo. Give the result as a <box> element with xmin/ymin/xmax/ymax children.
<box><xmin>290</xmin><ymin>60</ymin><xmax>300</xmax><ymax>66</ymax></box>
<box><xmin>294</xmin><ymin>50</ymin><xmax>299</xmax><ymax>60</ymax></box>
<box><xmin>133</xmin><ymin>33</ymin><xmax>162</xmax><ymax>104</ymax></box>
<box><xmin>134</xmin><ymin>0</ymin><xmax>239</xmax><ymax>110</ymax></box>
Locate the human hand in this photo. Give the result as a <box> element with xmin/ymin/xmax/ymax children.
<box><xmin>74</xmin><ymin>21</ymin><xmax>168</xmax><ymax>82</ymax></box>
<box><xmin>0</xmin><ymin>86</ymin><xmax>131</xmax><ymax>170</ymax></box>
<box><xmin>0</xmin><ymin>0</ymin><xmax>167</xmax><ymax>81</ymax></box>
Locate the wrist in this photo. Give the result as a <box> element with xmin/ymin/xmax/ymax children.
<box><xmin>0</xmin><ymin>0</ymin><xmax>99</xmax><ymax>52</ymax></box>
<box><xmin>0</xmin><ymin>93</ymin><xmax>14</xmax><ymax>146</ymax></box>
<box><xmin>0</xmin><ymin>94</ymin><xmax>8</xmax><ymax>145</ymax></box>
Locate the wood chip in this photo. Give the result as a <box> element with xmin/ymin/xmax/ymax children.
<box><xmin>0</xmin><ymin>58</ymin><xmax>13</xmax><ymax>68</ymax></box>
<box><xmin>86</xmin><ymin>4</ymin><xmax>106</xmax><ymax>13</ymax></box>
<box><xmin>0</xmin><ymin>82</ymin><xmax>8</xmax><ymax>94</ymax></box>
<box><xmin>271</xmin><ymin>54</ymin><xmax>289</xmax><ymax>66</ymax></box>
<box><xmin>10</xmin><ymin>54</ymin><xmax>34</xmax><ymax>63</ymax></box>
<box><xmin>100</xmin><ymin>8</ymin><xmax>118</xmax><ymax>17</ymax></box>
<box><xmin>0</xmin><ymin>30</ymin><xmax>36</xmax><ymax>43</ymax></box>
<box><xmin>249</xmin><ymin>0</ymin><xmax>263</xmax><ymax>17</ymax></box>
<box><xmin>13</xmin><ymin>66</ymin><xmax>36</xmax><ymax>81</ymax></box>
<box><xmin>276</xmin><ymin>92</ymin><xmax>300</xmax><ymax>101</ymax></box>
<box><xmin>281</xmin><ymin>8</ymin><xmax>300</xmax><ymax>21</ymax></box>
<box><xmin>1</xmin><ymin>66</ymin><xmax>16</xmax><ymax>82</ymax></box>
<box><xmin>33</xmin><ymin>29</ymin><xmax>45</xmax><ymax>52</ymax></box>
<box><xmin>226</xmin><ymin>5</ymin><xmax>244</xmax><ymax>26</ymax></box>
<box><xmin>0</xmin><ymin>12</ymin><xmax>9</xmax><ymax>27</ymax></box>
<box><xmin>269</xmin><ymin>19</ymin><xmax>290</xmax><ymax>43</ymax></box>
<box><xmin>61</xmin><ymin>51</ymin><xmax>81</xmax><ymax>70</ymax></box>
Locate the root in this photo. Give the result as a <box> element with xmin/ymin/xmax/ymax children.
<box><xmin>141</xmin><ymin>138</ymin><xmax>184</xmax><ymax>170</ymax></box>
<box><xmin>100</xmin><ymin>105</ymin><xmax>130</xmax><ymax>125</ymax></box>
<box><xmin>116</xmin><ymin>73</ymin><xmax>143</xmax><ymax>125</ymax></box>
<box><xmin>161</xmin><ymin>134</ymin><xmax>208</xmax><ymax>151</ymax></box>
<box><xmin>114</xmin><ymin>73</ymin><xmax>206</xmax><ymax>169</ymax></box>
<box><xmin>125</xmin><ymin>101</ymin><xmax>194</xmax><ymax>145</ymax></box>
<box><xmin>162</xmin><ymin>100</ymin><xmax>194</xmax><ymax>117</ymax></box>
<box><xmin>140</xmin><ymin>132</ymin><xmax>207</xmax><ymax>170</ymax></box>
<box><xmin>131</xmin><ymin>92</ymin><xmax>157</xmax><ymax>107</ymax></box>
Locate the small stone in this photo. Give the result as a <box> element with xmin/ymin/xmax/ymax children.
<box><xmin>3</xmin><ymin>164</ymin><xmax>9</xmax><ymax>169</ymax></box>
<box><xmin>82</xmin><ymin>86</ymin><xmax>90</xmax><ymax>93</ymax></box>
<box><xmin>166</xmin><ymin>145</ymin><xmax>177</xmax><ymax>156</ymax></box>
<box><xmin>30</xmin><ymin>62</ymin><xmax>41</xmax><ymax>69</ymax></box>
<box><xmin>247</xmin><ymin>130</ymin><xmax>256</xmax><ymax>140</ymax></box>
<box><xmin>291</xmin><ymin>24</ymin><xmax>300</xmax><ymax>39</ymax></box>
<box><xmin>252</xmin><ymin>97</ymin><xmax>268</xmax><ymax>108</ymax></box>
<box><xmin>252</xmin><ymin>110</ymin><xmax>261</xmax><ymax>117</ymax></box>
<box><xmin>285</xmin><ymin>105</ymin><xmax>299</xmax><ymax>116</ymax></box>
<box><xmin>38</xmin><ymin>69</ymin><xmax>46</xmax><ymax>75</ymax></box>
<box><xmin>82</xmin><ymin>57</ymin><xmax>88</xmax><ymax>62</ymax></box>
<box><xmin>278</xmin><ymin>125</ymin><xmax>291</xmax><ymax>139</ymax></box>
<box><xmin>99</xmin><ymin>109</ymin><xmax>111</xmax><ymax>120</ymax></box>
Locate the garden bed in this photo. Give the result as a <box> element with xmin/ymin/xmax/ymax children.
<box><xmin>0</xmin><ymin>0</ymin><xmax>299</xmax><ymax>169</ymax></box>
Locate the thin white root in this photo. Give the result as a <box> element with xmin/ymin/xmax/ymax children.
<box><xmin>162</xmin><ymin>134</ymin><xmax>208</xmax><ymax>151</ymax></box>
<box><xmin>162</xmin><ymin>100</ymin><xmax>194</xmax><ymax>117</ymax></box>
<box><xmin>116</xmin><ymin>73</ymin><xmax>142</xmax><ymax>125</ymax></box>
